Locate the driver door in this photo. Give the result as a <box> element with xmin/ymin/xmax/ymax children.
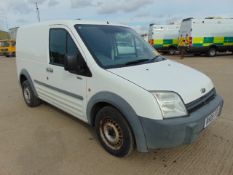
<box><xmin>44</xmin><ymin>25</ymin><xmax>87</xmax><ymax>121</ymax></box>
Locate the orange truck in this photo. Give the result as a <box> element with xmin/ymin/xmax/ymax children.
<box><xmin>0</xmin><ymin>40</ymin><xmax>16</xmax><ymax>57</ymax></box>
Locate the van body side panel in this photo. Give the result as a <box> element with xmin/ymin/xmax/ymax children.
<box><xmin>86</xmin><ymin>69</ymin><xmax>162</xmax><ymax>120</ymax></box>
<box><xmin>84</xmin><ymin>66</ymin><xmax>163</xmax><ymax>151</ymax></box>
<box><xmin>16</xmin><ymin>24</ymin><xmax>88</xmax><ymax>122</ymax></box>
<box><xmin>16</xmin><ymin>25</ymin><xmax>49</xmax><ymax>93</ymax></box>
<box><xmin>37</xmin><ymin>25</ymin><xmax>87</xmax><ymax>122</ymax></box>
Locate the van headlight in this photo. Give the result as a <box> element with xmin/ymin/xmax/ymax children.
<box><xmin>151</xmin><ymin>92</ymin><xmax>188</xmax><ymax>119</ymax></box>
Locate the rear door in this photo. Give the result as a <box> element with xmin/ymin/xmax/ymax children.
<box><xmin>41</xmin><ymin>25</ymin><xmax>88</xmax><ymax>121</ymax></box>
<box><xmin>179</xmin><ymin>20</ymin><xmax>192</xmax><ymax>46</ymax></box>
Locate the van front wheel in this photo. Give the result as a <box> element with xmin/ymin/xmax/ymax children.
<box><xmin>95</xmin><ymin>106</ymin><xmax>134</xmax><ymax>157</ymax></box>
<box><xmin>22</xmin><ymin>80</ymin><xmax>41</xmax><ymax>107</ymax></box>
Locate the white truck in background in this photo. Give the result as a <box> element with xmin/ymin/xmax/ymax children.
<box><xmin>179</xmin><ymin>17</ymin><xmax>233</xmax><ymax>56</ymax></box>
<box><xmin>148</xmin><ymin>24</ymin><xmax>179</xmax><ymax>55</ymax></box>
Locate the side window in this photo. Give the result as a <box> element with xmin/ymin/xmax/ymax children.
<box><xmin>49</xmin><ymin>28</ymin><xmax>91</xmax><ymax>76</ymax></box>
<box><xmin>67</xmin><ymin>34</ymin><xmax>79</xmax><ymax>57</ymax></box>
<box><xmin>49</xmin><ymin>29</ymin><xmax>66</xmax><ymax>66</ymax></box>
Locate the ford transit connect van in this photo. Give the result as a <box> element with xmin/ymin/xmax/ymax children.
<box><xmin>16</xmin><ymin>20</ymin><xmax>223</xmax><ymax>157</ymax></box>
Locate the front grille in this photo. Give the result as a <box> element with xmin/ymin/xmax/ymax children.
<box><xmin>186</xmin><ymin>88</ymin><xmax>216</xmax><ymax>113</ymax></box>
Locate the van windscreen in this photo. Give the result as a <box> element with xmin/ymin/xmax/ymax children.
<box><xmin>75</xmin><ymin>25</ymin><xmax>161</xmax><ymax>69</ymax></box>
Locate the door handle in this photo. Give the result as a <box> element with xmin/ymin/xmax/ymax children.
<box><xmin>46</xmin><ymin>67</ymin><xmax>53</xmax><ymax>73</ymax></box>
<box><xmin>76</xmin><ymin>76</ymin><xmax>82</xmax><ymax>80</ymax></box>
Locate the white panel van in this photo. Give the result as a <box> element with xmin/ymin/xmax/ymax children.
<box><xmin>16</xmin><ymin>20</ymin><xmax>223</xmax><ymax>157</ymax></box>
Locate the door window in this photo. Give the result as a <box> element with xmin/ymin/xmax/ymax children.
<box><xmin>49</xmin><ymin>28</ymin><xmax>91</xmax><ymax>76</ymax></box>
<box><xmin>49</xmin><ymin>28</ymin><xmax>82</xmax><ymax>66</ymax></box>
<box><xmin>49</xmin><ymin>29</ymin><xmax>66</xmax><ymax>66</ymax></box>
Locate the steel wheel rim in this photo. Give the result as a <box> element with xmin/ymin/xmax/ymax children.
<box><xmin>210</xmin><ymin>49</ymin><xmax>216</xmax><ymax>56</ymax></box>
<box><xmin>100</xmin><ymin>118</ymin><xmax>123</xmax><ymax>150</ymax></box>
<box><xmin>169</xmin><ymin>49</ymin><xmax>175</xmax><ymax>55</ymax></box>
<box><xmin>24</xmin><ymin>87</ymin><xmax>31</xmax><ymax>104</ymax></box>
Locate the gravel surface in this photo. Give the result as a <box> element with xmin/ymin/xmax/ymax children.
<box><xmin>0</xmin><ymin>54</ymin><xmax>233</xmax><ymax>175</ymax></box>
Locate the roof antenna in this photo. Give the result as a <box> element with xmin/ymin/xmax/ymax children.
<box><xmin>107</xmin><ymin>21</ymin><xmax>109</xmax><ymax>24</ymax></box>
<box><xmin>35</xmin><ymin>2</ymin><xmax>40</xmax><ymax>22</ymax></box>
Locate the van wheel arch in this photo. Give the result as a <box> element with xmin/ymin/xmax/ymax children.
<box><xmin>90</xmin><ymin>102</ymin><xmax>134</xmax><ymax>132</ymax></box>
<box><xmin>19</xmin><ymin>69</ymin><xmax>39</xmax><ymax>97</ymax></box>
<box><xmin>20</xmin><ymin>74</ymin><xmax>27</xmax><ymax>86</ymax></box>
<box><xmin>90</xmin><ymin>102</ymin><xmax>112</xmax><ymax>127</ymax></box>
<box><xmin>86</xmin><ymin>92</ymin><xmax>148</xmax><ymax>152</ymax></box>
<box><xmin>22</xmin><ymin>80</ymin><xmax>41</xmax><ymax>107</ymax></box>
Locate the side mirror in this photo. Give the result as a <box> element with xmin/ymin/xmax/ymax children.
<box><xmin>64</xmin><ymin>55</ymin><xmax>77</xmax><ymax>72</ymax></box>
<box><xmin>64</xmin><ymin>54</ymin><xmax>92</xmax><ymax>77</ymax></box>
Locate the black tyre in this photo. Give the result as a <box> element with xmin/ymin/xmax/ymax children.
<box><xmin>22</xmin><ymin>80</ymin><xmax>41</xmax><ymax>107</ymax></box>
<box><xmin>208</xmin><ymin>47</ymin><xmax>216</xmax><ymax>57</ymax></box>
<box><xmin>168</xmin><ymin>47</ymin><xmax>176</xmax><ymax>55</ymax></box>
<box><xmin>95</xmin><ymin>106</ymin><xmax>134</xmax><ymax>157</ymax></box>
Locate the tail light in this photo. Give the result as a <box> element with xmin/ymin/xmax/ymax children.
<box><xmin>149</xmin><ymin>39</ymin><xmax>154</xmax><ymax>46</ymax></box>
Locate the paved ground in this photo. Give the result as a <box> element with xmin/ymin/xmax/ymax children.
<box><xmin>0</xmin><ymin>54</ymin><xmax>233</xmax><ymax>175</ymax></box>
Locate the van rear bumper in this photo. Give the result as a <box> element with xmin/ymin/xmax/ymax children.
<box><xmin>139</xmin><ymin>95</ymin><xmax>223</xmax><ymax>150</ymax></box>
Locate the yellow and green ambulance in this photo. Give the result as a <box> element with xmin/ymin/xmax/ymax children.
<box><xmin>179</xmin><ymin>17</ymin><xmax>233</xmax><ymax>57</ymax></box>
<box><xmin>148</xmin><ymin>24</ymin><xmax>179</xmax><ymax>55</ymax></box>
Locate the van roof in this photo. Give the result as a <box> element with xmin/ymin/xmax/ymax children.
<box><xmin>150</xmin><ymin>24</ymin><xmax>180</xmax><ymax>28</ymax></box>
<box><xmin>19</xmin><ymin>19</ymin><xmax>127</xmax><ymax>29</ymax></box>
<box><xmin>182</xmin><ymin>17</ymin><xmax>233</xmax><ymax>22</ymax></box>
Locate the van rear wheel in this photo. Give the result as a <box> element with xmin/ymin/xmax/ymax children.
<box><xmin>95</xmin><ymin>106</ymin><xmax>134</xmax><ymax>157</ymax></box>
<box><xmin>168</xmin><ymin>47</ymin><xmax>176</xmax><ymax>55</ymax></box>
<box><xmin>208</xmin><ymin>47</ymin><xmax>216</xmax><ymax>57</ymax></box>
<box><xmin>22</xmin><ymin>80</ymin><xmax>41</xmax><ymax>107</ymax></box>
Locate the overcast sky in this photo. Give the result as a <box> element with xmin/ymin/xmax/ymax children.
<box><xmin>0</xmin><ymin>0</ymin><xmax>233</xmax><ymax>33</ymax></box>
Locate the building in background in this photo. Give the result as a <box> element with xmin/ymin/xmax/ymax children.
<box><xmin>9</xmin><ymin>27</ymin><xmax>19</xmax><ymax>40</ymax></box>
<box><xmin>0</xmin><ymin>30</ymin><xmax>9</xmax><ymax>40</ymax></box>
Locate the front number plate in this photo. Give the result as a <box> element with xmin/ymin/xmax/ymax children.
<box><xmin>204</xmin><ymin>106</ymin><xmax>220</xmax><ymax>128</ymax></box>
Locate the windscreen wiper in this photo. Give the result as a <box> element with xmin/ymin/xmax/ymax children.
<box><xmin>125</xmin><ymin>59</ymin><xmax>150</xmax><ymax>66</ymax></box>
<box><xmin>149</xmin><ymin>55</ymin><xmax>166</xmax><ymax>62</ymax></box>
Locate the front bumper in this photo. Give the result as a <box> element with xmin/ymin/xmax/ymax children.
<box><xmin>139</xmin><ymin>95</ymin><xmax>224</xmax><ymax>150</ymax></box>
